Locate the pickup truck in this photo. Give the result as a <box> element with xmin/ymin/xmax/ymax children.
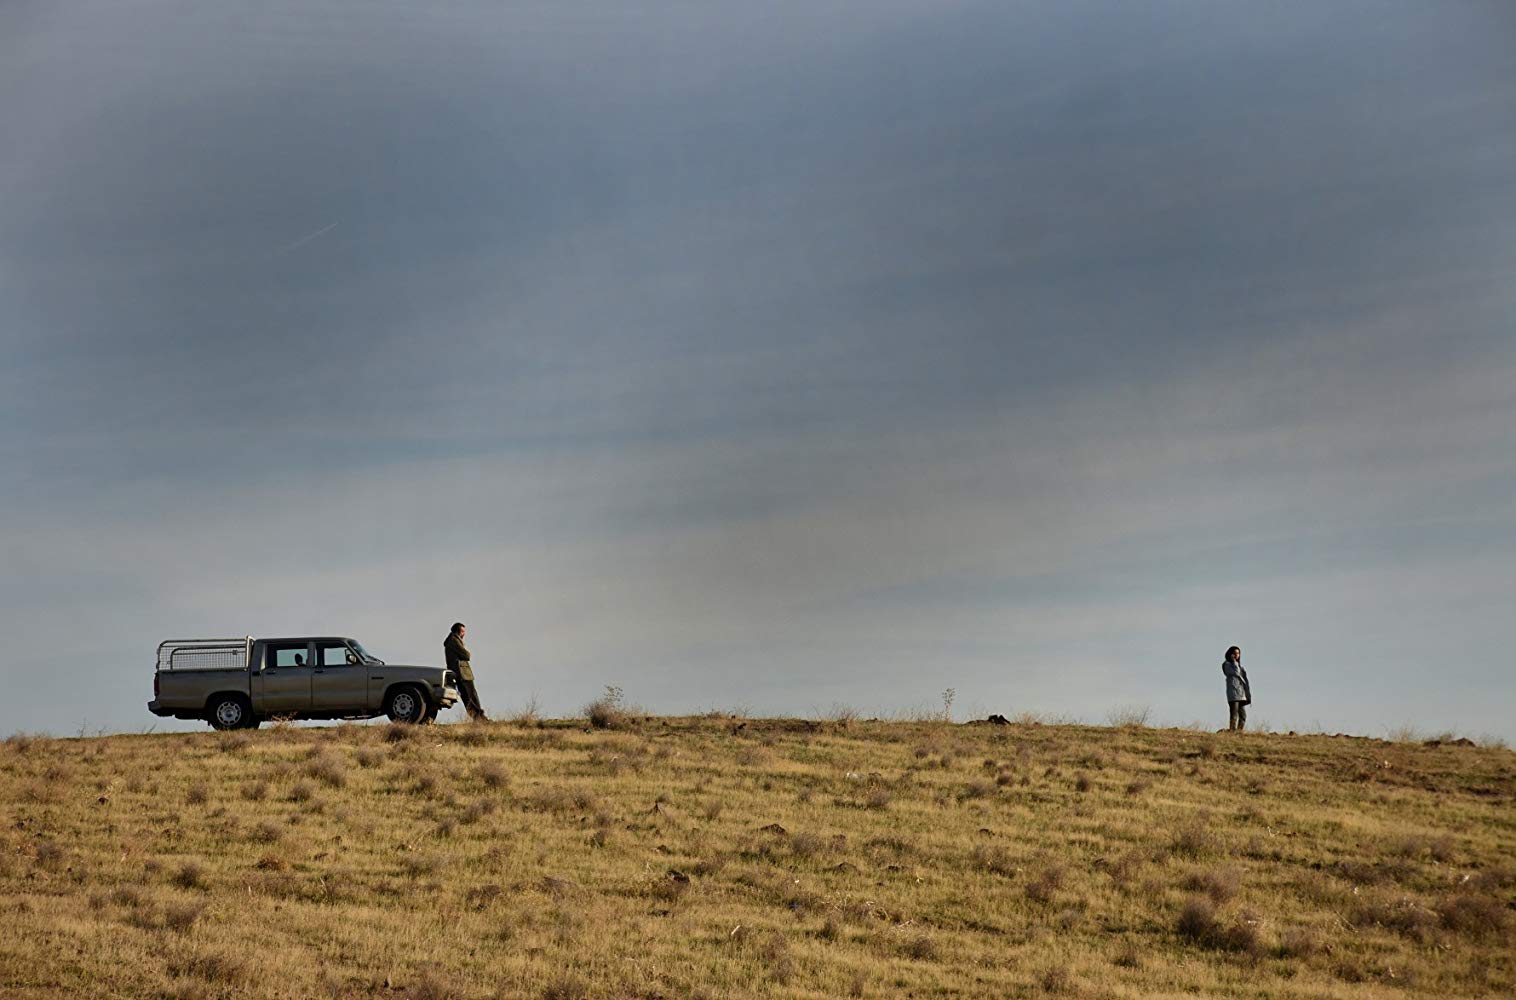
<box><xmin>149</xmin><ymin>636</ymin><xmax>458</xmax><ymax>730</ymax></box>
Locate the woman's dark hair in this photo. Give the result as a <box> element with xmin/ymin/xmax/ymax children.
<box><xmin>451</xmin><ymin>622</ymin><xmax>466</xmax><ymax>634</ymax></box>
<box><xmin>1225</xmin><ymin>646</ymin><xmax>1241</xmax><ymax>660</ymax></box>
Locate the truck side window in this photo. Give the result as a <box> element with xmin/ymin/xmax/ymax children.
<box><xmin>267</xmin><ymin>644</ymin><xmax>310</xmax><ymax>669</ymax></box>
<box><xmin>318</xmin><ymin>644</ymin><xmax>355</xmax><ymax>668</ymax></box>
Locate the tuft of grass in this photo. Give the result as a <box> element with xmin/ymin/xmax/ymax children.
<box><xmin>1105</xmin><ymin>704</ymin><xmax>1151</xmax><ymax>728</ymax></box>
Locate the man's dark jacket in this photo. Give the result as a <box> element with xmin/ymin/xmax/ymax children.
<box><xmin>444</xmin><ymin>633</ymin><xmax>474</xmax><ymax>682</ymax></box>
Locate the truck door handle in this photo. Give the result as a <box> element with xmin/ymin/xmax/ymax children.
<box><xmin>371</xmin><ymin>675</ymin><xmax>384</xmax><ymax>680</ymax></box>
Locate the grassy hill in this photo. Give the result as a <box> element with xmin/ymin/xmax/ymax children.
<box><xmin>1</xmin><ymin>716</ymin><xmax>1512</xmax><ymax>999</ymax></box>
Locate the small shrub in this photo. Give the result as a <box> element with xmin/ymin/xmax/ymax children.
<box><xmin>173</xmin><ymin>863</ymin><xmax>207</xmax><ymax>890</ymax></box>
<box><xmin>901</xmin><ymin>933</ymin><xmax>938</xmax><ymax>960</ymax></box>
<box><xmin>215</xmin><ymin>733</ymin><xmax>252</xmax><ymax>754</ymax></box>
<box><xmin>1439</xmin><ymin>894</ymin><xmax>1508</xmax><ymax>939</ymax></box>
<box><xmin>306</xmin><ymin>755</ymin><xmax>346</xmax><ymax>788</ymax></box>
<box><xmin>1039</xmin><ymin>964</ymin><xmax>1072</xmax><ymax>993</ymax></box>
<box><xmin>971</xmin><ymin>844</ymin><xmax>1017</xmax><ymax>878</ymax></box>
<box><xmin>288</xmin><ymin>782</ymin><xmax>315</xmax><ymax>803</ymax></box>
<box><xmin>1106</xmin><ymin>704</ymin><xmax>1151</xmax><ymax>728</ymax></box>
<box><xmin>355</xmin><ymin>748</ymin><xmax>383</xmax><ymax>768</ymax></box>
<box><xmin>460</xmin><ymin>798</ymin><xmax>498</xmax><ymax>825</ymax></box>
<box><xmin>1073</xmin><ymin>773</ymin><xmax>1091</xmax><ymax>793</ymax></box>
<box><xmin>409</xmin><ymin>971</ymin><xmax>464</xmax><ymax>1000</ymax></box>
<box><xmin>1350</xmin><ymin>898</ymin><xmax>1438</xmax><ymax>942</ymax></box>
<box><xmin>541</xmin><ymin>976</ymin><xmax>589</xmax><ymax>1000</ymax></box>
<box><xmin>1025</xmin><ymin>864</ymin><xmax>1065</xmax><ymax>904</ymax></box>
<box><xmin>1177</xmin><ymin>894</ymin><xmax>1218</xmax><ymax>940</ymax></box>
<box><xmin>110</xmin><ymin>886</ymin><xmax>148</xmax><ymax>909</ymax></box>
<box><xmin>1170</xmin><ymin>823</ymin><xmax>1216</xmax><ymax>859</ymax></box>
<box><xmin>479</xmin><ymin>762</ymin><xmax>509</xmax><ymax>789</ymax></box>
<box><xmin>1177</xmin><ymin>896</ymin><xmax>1264</xmax><ymax>955</ymax></box>
<box><xmin>1183</xmin><ymin>867</ymin><xmax>1240</xmax><ymax>905</ymax></box>
<box><xmin>1277</xmin><ymin>926</ymin><xmax>1320</xmax><ymax>958</ymax></box>
<box><xmin>240</xmin><ymin>781</ymin><xmax>268</xmax><ymax>802</ymax></box>
<box><xmin>525</xmin><ymin>787</ymin><xmax>598</xmax><ymax>814</ymax></box>
<box><xmin>171</xmin><ymin>949</ymin><xmax>252</xmax><ymax>987</ymax></box>
<box><xmin>163</xmin><ymin>901</ymin><xmax>208</xmax><ymax>933</ymax></box>
<box><xmin>185</xmin><ymin>784</ymin><xmax>209</xmax><ymax>806</ymax></box>
<box><xmin>585</xmin><ymin>685</ymin><xmax>632</xmax><ymax>730</ymax></box>
<box><xmin>34</xmin><ymin>841</ymin><xmax>67</xmax><ymax>870</ymax></box>
<box><xmin>401</xmin><ymin>855</ymin><xmax>443</xmax><ymax>878</ymax></box>
<box><xmin>789</xmin><ymin>832</ymin><xmax>827</xmax><ymax>859</ymax></box>
<box><xmin>958</xmin><ymin>780</ymin><xmax>996</xmax><ymax>801</ymax></box>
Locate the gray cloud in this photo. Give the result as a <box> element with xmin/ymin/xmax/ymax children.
<box><xmin>2</xmin><ymin>0</ymin><xmax>1514</xmax><ymax>737</ymax></box>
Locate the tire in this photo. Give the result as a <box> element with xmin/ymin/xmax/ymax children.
<box><xmin>207</xmin><ymin>693</ymin><xmax>252</xmax><ymax>731</ymax></box>
<box><xmin>385</xmin><ymin>685</ymin><xmax>428</xmax><ymax>724</ymax></box>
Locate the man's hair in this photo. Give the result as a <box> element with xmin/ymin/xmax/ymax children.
<box><xmin>451</xmin><ymin>622</ymin><xmax>466</xmax><ymax>634</ymax></box>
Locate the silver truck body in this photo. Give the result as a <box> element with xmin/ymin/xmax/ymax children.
<box><xmin>149</xmin><ymin>636</ymin><xmax>458</xmax><ymax>729</ymax></box>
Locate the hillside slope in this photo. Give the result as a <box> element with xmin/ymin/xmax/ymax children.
<box><xmin>1</xmin><ymin>718</ymin><xmax>1512</xmax><ymax>998</ymax></box>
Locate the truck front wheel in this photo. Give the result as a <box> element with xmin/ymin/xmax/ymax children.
<box><xmin>385</xmin><ymin>685</ymin><xmax>429</xmax><ymax>724</ymax></box>
<box><xmin>207</xmin><ymin>693</ymin><xmax>253</xmax><ymax>731</ymax></box>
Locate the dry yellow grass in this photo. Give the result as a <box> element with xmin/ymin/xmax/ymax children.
<box><xmin>1</xmin><ymin>717</ymin><xmax>1512</xmax><ymax>998</ymax></box>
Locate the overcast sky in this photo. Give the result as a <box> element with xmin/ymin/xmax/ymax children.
<box><xmin>3</xmin><ymin>1</ymin><xmax>1513</xmax><ymax>738</ymax></box>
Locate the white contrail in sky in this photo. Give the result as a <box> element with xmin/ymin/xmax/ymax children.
<box><xmin>275</xmin><ymin>222</ymin><xmax>339</xmax><ymax>255</ymax></box>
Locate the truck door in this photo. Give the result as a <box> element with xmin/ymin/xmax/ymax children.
<box><xmin>312</xmin><ymin>641</ymin><xmax>370</xmax><ymax>713</ymax></box>
<box><xmin>252</xmin><ymin>641</ymin><xmax>314</xmax><ymax>712</ymax></box>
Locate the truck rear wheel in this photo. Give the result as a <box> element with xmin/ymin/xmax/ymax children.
<box><xmin>207</xmin><ymin>693</ymin><xmax>253</xmax><ymax>731</ymax></box>
<box><xmin>385</xmin><ymin>685</ymin><xmax>428</xmax><ymax>724</ymax></box>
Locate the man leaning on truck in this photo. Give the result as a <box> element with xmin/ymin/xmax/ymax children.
<box><xmin>444</xmin><ymin>622</ymin><xmax>488</xmax><ymax>722</ymax></box>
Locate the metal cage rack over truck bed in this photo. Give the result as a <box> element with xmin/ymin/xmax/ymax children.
<box><xmin>155</xmin><ymin>638</ymin><xmax>253</xmax><ymax>672</ymax></box>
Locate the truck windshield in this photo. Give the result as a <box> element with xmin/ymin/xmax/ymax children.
<box><xmin>349</xmin><ymin>641</ymin><xmax>383</xmax><ymax>665</ymax></box>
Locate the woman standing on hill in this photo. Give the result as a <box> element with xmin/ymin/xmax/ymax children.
<box><xmin>1222</xmin><ymin>646</ymin><xmax>1251</xmax><ymax>732</ymax></box>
